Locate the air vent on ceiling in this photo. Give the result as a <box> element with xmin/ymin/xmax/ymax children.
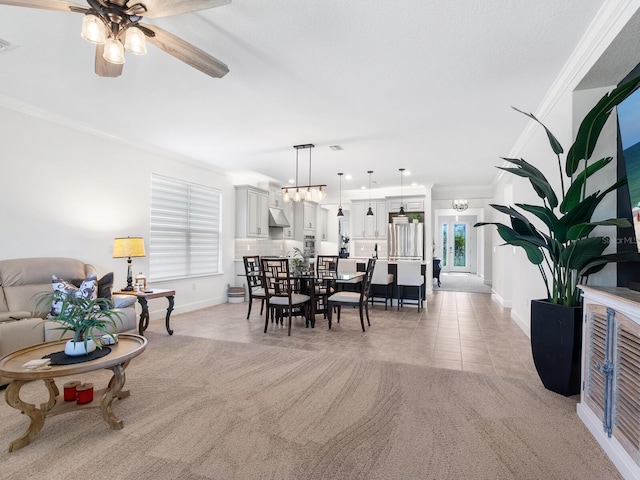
<box><xmin>329</xmin><ymin>145</ymin><xmax>343</xmax><ymax>151</ymax></box>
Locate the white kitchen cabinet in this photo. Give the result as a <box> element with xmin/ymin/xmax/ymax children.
<box><xmin>388</xmin><ymin>197</ymin><xmax>424</xmax><ymax>213</ymax></box>
<box><xmin>283</xmin><ymin>200</ymin><xmax>295</xmax><ymax>239</ymax></box>
<box><xmin>235</xmin><ymin>185</ymin><xmax>269</xmax><ymax>238</ymax></box>
<box><xmin>268</xmin><ymin>184</ymin><xmax>284</xmax><ymax>208</ymax></box>
<box><xmin>352</xmin><ymin>200</ymin><xmax>388</xmax><ymax>239</ymax></box>
<box><xmin>294</xmin><ymin>201</ymin><xmax>317</xmax><ymax>239</ymax></box>
<box><xmin>319</xmin><ymin>208</ymin><xmax>329</xmax><ymax>241</ymax></box>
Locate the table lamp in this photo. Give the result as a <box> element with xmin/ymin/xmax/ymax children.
<box><xmin>113</xmin><ymin>237</ymin><xmax>146</xmax><ymax>291</ymax></box>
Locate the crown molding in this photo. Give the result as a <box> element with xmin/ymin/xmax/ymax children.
<box><xmin>494</xmin><ymin>0</ymin><xmax>640</xmax><ymax>187</ymax></box>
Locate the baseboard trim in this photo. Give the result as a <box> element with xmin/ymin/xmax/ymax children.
<box><xmin>511</xmin><ymin>308</ymin><xmax>530</xmax><ymax>338</ymax></box>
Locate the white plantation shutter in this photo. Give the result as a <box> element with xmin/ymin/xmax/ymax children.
<box><xmin>150</xmin><ymin>174</ymin><xmax>221</xmax><ymax>281</ymax></box>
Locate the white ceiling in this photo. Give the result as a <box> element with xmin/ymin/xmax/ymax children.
<box><xmin>0</xmin><ymin>0</ymin><xmax>607</xmax><ymax>199</ymax></box>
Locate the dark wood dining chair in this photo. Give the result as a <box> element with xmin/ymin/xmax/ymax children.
<box><xmin>327</xmin><ymin>258</ymin><xmax>376</xmax><ymax>332</ymax></box>
<box><xmin>315</xmin><ymin>255</ymin><xmax>338</xmax><ymax>318</ymax></box>
<box><xmin>243</xmin><ymin>255</ymin><xmax>266</xmax><ymax>320</ymax></box>
<box><xmin>260</xmin><ymin>257</ymin><xmax>311</xmax><ymax>336</ymax></box>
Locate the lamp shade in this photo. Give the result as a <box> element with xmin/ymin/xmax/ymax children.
<box><xmin>81</xmin><ymin>14</ymin><xmax>106</xmax><ymax>44</ymax></box>
<box><xmin>103</xmin><ymin>37</ymin><xmax>125</xmax><ymax>64</ymax></box>
<box><xmin>113</xmin><ymin>237</ymin><xmax>146</xmax><ymax>258</ymax></box>
<box><xmin>124</xmin><ymin>26</ymin><xmax>147</xmax><ymax>55</ymax></box>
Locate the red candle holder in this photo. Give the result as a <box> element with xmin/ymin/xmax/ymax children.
<box><xmin>76</xmin><ymin>383</ymin><xmax>94</xmax><ymax>405</ymax></box>
<box><xmin>63</xmin><ymin>380</ymin><xmax>81</xmax><ymax>402</ymax></box>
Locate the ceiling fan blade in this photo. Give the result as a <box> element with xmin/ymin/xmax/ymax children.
<box><xmin>141</xmin><ymin>0</ymin><xmax>230</xmax><ymax>19</ymax></box>
<box><xmin>95</xmin><ymin>44</ymin><xmax>123</xmax><ymax>77</ymax></box>
<box><xmin>141</xmin><ymin>24</ymin><xmax>228</xmax><ymax>78</ymax></box>
<box><xmin>0</xmin><ymin>0</ymin><xmax>82</xmax><ymax>12</ymax></box>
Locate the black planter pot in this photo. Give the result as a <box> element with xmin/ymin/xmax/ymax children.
<box><xmin>530</xmin><ymin>299</ymin><xmax>583</xmax><ymax>397</ymax></box>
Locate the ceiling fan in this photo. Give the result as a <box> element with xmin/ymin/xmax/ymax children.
<box><xmin>0</xmin><ymin>0</ymin><xmax>230</xmax><ymax>78</ymax></box>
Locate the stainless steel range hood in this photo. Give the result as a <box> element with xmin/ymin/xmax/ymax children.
<box><xmin>268</xmin><ymin>208</ymin><xmax>290</xmax><ymax>228</ymax></box>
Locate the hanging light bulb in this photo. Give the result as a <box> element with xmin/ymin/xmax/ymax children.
<box><xmin>103</xmin><ymin>37</ymin><xmax>125</xmax><ymax>64</ymax></box>
<box><xmin>305</xmin><ymin>186</ymin><xmax>312</xmax><ymax>201</ymax></box>
<box><xmin>366</xmin><ymin>170</ymin><xmax>374</xmax><ymax>216</ymax></box>
<box><xmin>337</xmin><ymin>173</ymin><xmax>344</xmax><ymax>217</ymax></box>
<box><xmin>81</xmin><ymin>14</ymin><xmax>106</xmax><ymax>44</ymax></box>
<box><xmin>294</xmin><ymin>188</ymin><xmax>301</xmax><ymax>202</ymax></box>
<box><xmin>124</xmin><ymin>26</ymin><xmax>147</xmax><ymax>55</ymax></box>
<box><xmin>283</xmin><ymin>188</ymin><xmax>290</xmax><ymax>203</ymax></box>
<box><xmin>398</xmin><ymin>168</ymin><xmax>406</xmax><ymax>216</ymax></box>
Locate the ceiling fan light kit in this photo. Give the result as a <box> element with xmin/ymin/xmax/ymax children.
<box><xmin>124</xmin><ymin>25</ymin><xmax>147</xmax><ymax>55</ymax></box>
<box><xmin>1</xmin><ymin>0</ymin><xmax>231</xmax><ymax>78</ymax></box>
<box><xmin>103</xmin><ymin>36</ymin><xmax>125</xmax><ymax>64</ymax></box>
<box><xmin>81</xmin><ymin>13</ymin><xmax>106</xmax><ymax>44</ymax></box>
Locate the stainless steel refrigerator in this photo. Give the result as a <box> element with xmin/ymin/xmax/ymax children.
<box><xmin>388</xmin><ymin>222</ymin><xmax>424</xmax><ymax>260</ymax></box>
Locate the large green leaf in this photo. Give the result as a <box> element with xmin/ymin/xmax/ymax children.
<box><xmin>489</xmin><ymin>204</ymin><xmax>544</xmax><ymax>240</ymax></box>
<box><xmin>560</xmin><ymin>157</ymin><xmax>611</xmax><ymax>213</ymax></box>
<box><xmin>560</xmin><ymin>237</ymin><xmax>608</xmax><ymax>270</ymax></box>
<box><xmin>556</xmin><ymin>193</ymin><xmax>599</xmax><ymax>243</ymax></box>
<box><xmin>580</xmin><ymin>251</ymin><xmax>640</xmax><ymax>277</ymax></box>
<box><xmin>567</xmin><ymin>218</ymin><xmax>632</xmax><ymax>241</ymax></box>
<box><xmin>475</xmin><ymin>222</ymin><xmax>545</xmax><ymax>263</ymax></box>
<box><xmin>566</xmin><ymin>77</ymin><xmax>640</xmax><ymax>175</ymax></box>
<box><xmin>512</xmin><ymin>107</ymin><xmax>564</xmax><ymax>155</ymax></box>
<box><xmin>499</xmin><ymin>157</ymin><xmax>559</xmax><ymax>208</ymax></box>
<box><xmin>515</xmin><ymin>203</ymin><xmax>559</xmax><ymax>232</ymax></box>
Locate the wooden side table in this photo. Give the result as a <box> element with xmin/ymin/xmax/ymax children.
<box><xmin>119</xmin><ymin>289</ymin><xmax>175</xmax><ymax>335</ymax></box>
<box><xmin>0</xmin><ymin>334</ymin><xmax>147</xmax><ymax>452</ymax></box>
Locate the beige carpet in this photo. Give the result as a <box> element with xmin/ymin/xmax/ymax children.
<box><xmin>0</xmin><ymin>331</ymin><xmax>621</xmax><ymax>480</ymax></box>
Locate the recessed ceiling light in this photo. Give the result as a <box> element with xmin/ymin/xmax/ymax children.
<box><xmin>404</xmin><ymin>170</ymin><xmax>411</xmax><ymax>176</ymax></box>
<box><xmin>411</xmin><ymin>182</ymin><xmax>417</xmax><ymax>186</ymax></box>
<box><xmin>288</xmin><ymin>179</ymin><xmax>295</xmax><ymax>184</ymax></box>
<box><xmin>345</xmin><ymin>174</ymin><xmax>352</xmax><ymax>180</ymax></box>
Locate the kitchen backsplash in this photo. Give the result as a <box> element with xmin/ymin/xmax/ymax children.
<box><xmin>235</xmin><ymin>238</ymin><xmax>303</xmax><ymax>259</ymax></box>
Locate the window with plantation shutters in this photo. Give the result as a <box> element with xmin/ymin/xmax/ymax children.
<box><xmin>150</xmin><ymin>174</ymin><xmax>221</xmax><ymax>281</ymax></box>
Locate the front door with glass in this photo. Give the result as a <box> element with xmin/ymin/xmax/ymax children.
<box><xmin>440</xmin><ymin>221</ymin><xmax>470</xmax><ymax>273</ymax></box>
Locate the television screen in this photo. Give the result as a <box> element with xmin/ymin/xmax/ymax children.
<box><xmin>618</xmin><ymin>86</ymin><xmax>640</xmax><ymax>253</ymax></box>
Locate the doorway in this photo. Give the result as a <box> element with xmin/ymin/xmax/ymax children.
<box><xmin>439</xmin><ymin>220</ymin><xmax>471</xmax><ymax>273</ymax></box>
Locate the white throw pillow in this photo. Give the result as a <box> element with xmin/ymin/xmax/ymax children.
<box><xmin>49</xmin><ymin>274</ymin><xmax>98</xmax><ymax>316</ymax></box>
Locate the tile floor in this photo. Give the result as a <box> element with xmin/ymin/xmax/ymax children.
<box><xmin>147</xmin><ymin>289</ymin><xmax>540</xmax><ymax>384</ymax></box>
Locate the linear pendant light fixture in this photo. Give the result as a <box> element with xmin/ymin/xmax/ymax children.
<box><xmin>282</xmin><ymin>144</ymin><xmax>326</xmax><ymax>202</ymax></box>
<box><xmin>337</xmin><ymin>172</ymin><xmax>344</xmax><ymax>217</ymax></box>
<box><xmin>398</xmin><ymin>168</ymin><xmax>407</xmax><ymax>216</ymax></box>
<box><xmin>366</xmin><ymin>170</ymin><xmax>374</xmax><ymax>216</ymax></box>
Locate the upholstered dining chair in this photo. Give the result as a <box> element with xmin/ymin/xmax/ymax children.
<box><xmin>327</xmin><ymin>258</ymin><xmax>376</xmax><ymax>332</ymax></box>
<box><xmin>315</xmin><ymin>255</ymin><xmax>338</xmax><ymax>318</ymax></box>
<box><xmin>396</xmin><ymin>261</ymin><xmax>425</xmax><ymax>312</ymax></box>
<box><xmin>243</xmin><ymin>255</ymin><xmax>266</xmax><ymax>320</ymax></box>
<box><xmin>260</xmin><ymin>257</ymin><xmax>311</xmax><ymax>336</ymax></box>
<box><xmin>336</xmin><ymin>257</ymin><xmax>359</xmax><ymax>292</ymax></box>
<box><xmin>370</xmin><ymin>260</ymin><xmax>394</xmax><ymax>310</ymax></box>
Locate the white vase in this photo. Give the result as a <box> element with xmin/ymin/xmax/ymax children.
<box><xmin>64</xmin><ymin>339</ymin><xmax>96</xmax><ymax>356</ymax></box>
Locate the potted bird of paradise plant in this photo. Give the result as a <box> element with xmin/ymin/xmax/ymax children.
<box><xmin>475</xmin><ymin>77</ymin><xmax>640</xmax><ymax>395</ymax></box>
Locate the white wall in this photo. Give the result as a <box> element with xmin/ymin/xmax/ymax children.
<box><xmin>0</xmin><ymin>106</ymin><xmax>237</xmax><ymax>320</ymax></box>
<box><xmin>490</xmin><ymin>1</ymin><xmax>640</xmax><ymax>336</ymax></box>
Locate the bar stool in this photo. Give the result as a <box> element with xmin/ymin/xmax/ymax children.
<box><xmin>396</xmin><ymin>261</ymin><xmax>425</xmax><ymax>311</ymax></box>
<box><xmin>370</xmin><ymin>260</ymin><xmax>394</xmax><ymax>309</ymax></box>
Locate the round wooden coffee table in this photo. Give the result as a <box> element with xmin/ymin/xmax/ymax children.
<box><xmin>0</xmin><ymin>333</ymin><xmax>147</xmax><ymax>452</ymax></box>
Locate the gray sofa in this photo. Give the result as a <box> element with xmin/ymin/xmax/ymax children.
<box><xmin>0</xmin><ymin>257</ymin><xmax>138</xmax><ymax>385</ymax></box>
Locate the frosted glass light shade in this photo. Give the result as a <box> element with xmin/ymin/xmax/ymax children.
<box><xmin>81</xmin><ymin>14</ymin><xmax>106</xmax><ymax>44</ymax></box>
<box><xmin>103</xmin><ymin>37</ymin><xmax>125</xmax><ymax>64</ymax></box>
<box><xmin>124</xmin><ymin>26</ymin><xmax>147</xmax><ymax>55</ymax></box>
